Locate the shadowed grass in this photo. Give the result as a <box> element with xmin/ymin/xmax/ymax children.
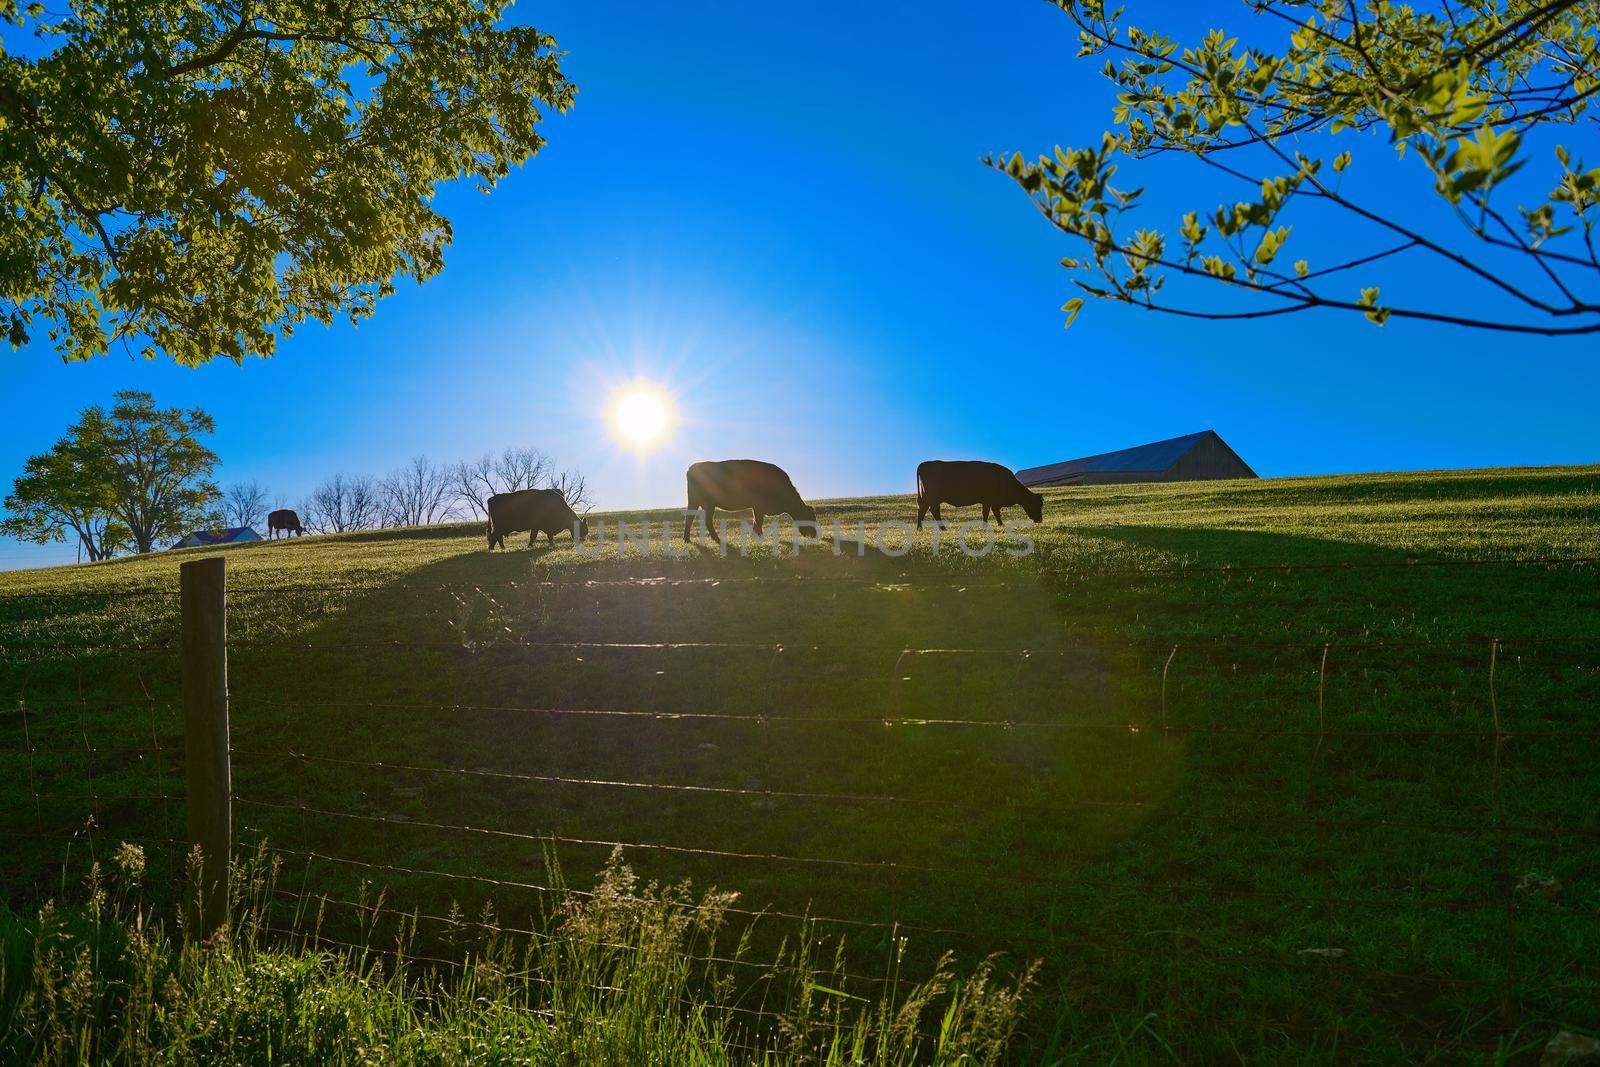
<box><xmin>3</xmin><ymin>465</ymin><xmax>1600</xmax><ymax>1062</ymax></box>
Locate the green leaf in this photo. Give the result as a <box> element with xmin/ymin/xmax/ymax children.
<box><xmin>1</xmin><ymin>2</ymin><xmax>576</xmax><ymax>365</ymax></box>
<box><xmin>809</xmin><ymin>984</ymin><xmax>869</xmax><ymax>1001</ymax></box>
<box><xmin>1061</xmin><ymin>297</ymin><xmax>1086</xmax><ymax>327</ymax></box>
<box><xmin>1358</xmin><ymin>287</ymin><xmax>1390</xmax><ymax>325</ymax></box>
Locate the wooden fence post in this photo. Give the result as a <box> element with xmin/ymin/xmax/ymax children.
<box><xmin>180</xmin><ymin>556</ymin><xmax>230</xmax><ymax>936</ymax></box>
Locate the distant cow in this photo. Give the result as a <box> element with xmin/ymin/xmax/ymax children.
<box><xmin>267</xmin><ymin>509</ymin><xmax>305</xmax><ymax>539</ymax></box>
<box><xmin>487</xmin><ymin>488</ymin><xmax>587</xmax><ymax>549</ymax></box>
<box><xmin>916</xmin><ymin>461</ymin><xmax>1043</xmax><ymax>527</ymax></box>
<box><xmin>684</xmin><ymin>460</ymin><xmax>818</xmax><ymax>543</ymax></box>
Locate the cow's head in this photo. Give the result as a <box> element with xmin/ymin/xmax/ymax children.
<box><xmin>573</xmin><ymin>517</ymin><xmax>589</xmax><ymax>542</ymax></box>
<box><xmin>1023</xmin><ymin>489</ymin><xmax>1043</xmax><ymax>524</ymax></box>
<box><xmin>486</xmin><ymin>520</ymin><xmax>499</xmax><ymax>550</ymax></box>
<box><xmin>791</xmin><ymin>505</ymin><xmax>821</xmax><ymax>546</ymax></box>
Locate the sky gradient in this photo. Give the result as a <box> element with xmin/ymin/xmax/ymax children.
<box><xmin>3</xmin><ymin>0</ymin><xmax>1596</xmax><ymax>569</ymax></box>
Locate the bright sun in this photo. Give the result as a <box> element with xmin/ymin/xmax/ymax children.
<box><xmin>606</xmin><ymin>382</ymin><xmax>677</xmax><ymax>452</ymax></box>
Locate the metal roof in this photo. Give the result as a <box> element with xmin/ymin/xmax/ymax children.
<box><xmin>172</xmin><ymin>527</ymin><xmax>262</xmax><ymax>547</ymax></box>
<box><xmin>1017</xmin><ymin>430</ymin><xmax>1223</xmax><ymax>484</ymax></box>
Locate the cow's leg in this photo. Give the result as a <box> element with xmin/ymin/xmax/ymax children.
<box><xmin>916</xmin><ymin>499</ymin><xmax>927</xmax><ymax>529</ymax></box>
<box><xmin>930</xmin><ymin>503</ymin><xmax>942</xmax><ymax>524</ymax></box>
<box><xmin>685</xmin><ymin>505</ymin><xmax>707</xmax><ymax>542</ymax></box>
<box><xmin>992</xmin><ymin>506</ymin><xmax>1003</xmax><ymax>524</ymax></box>
<box><xmin>982</xmin><ymin>503</ymin><xmax>991</xmax><ymax>523</ymax></box>
<box><xmin>751</xmin><ymin>511</ymin><xmax>763</xmax><ymax>535</ymax></box>
<box><xmin>528</xmin><ymin>530</ymin><xmax>537</xmax><ymax>549</ymax></box>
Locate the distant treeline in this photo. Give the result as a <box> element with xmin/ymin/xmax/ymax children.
<box><xmin>230</xmin><ymin>448</ymin><xmax>591</xmax><ymax>537</ymax></box>
<box><xmin>2</xmin><ymin>389</ymin><xmax>587</xmax><ymax>561</ymax></box>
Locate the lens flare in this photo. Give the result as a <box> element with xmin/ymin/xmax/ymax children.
<box><xmin>606</xmin><ymin>382</ymin><xmax>677</xmax><ymax>452</ymax></box>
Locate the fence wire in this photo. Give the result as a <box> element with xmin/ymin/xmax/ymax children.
<box><xmin>4</xmin><ymin>559</ymin><xmax>1599</xmax><ymax>1057</ymax></box>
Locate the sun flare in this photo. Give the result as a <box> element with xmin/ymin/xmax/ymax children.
<box><xmin>606</xmin><ymin>382</ymin><xmax>677</xmax><ymax>452</ymax></box>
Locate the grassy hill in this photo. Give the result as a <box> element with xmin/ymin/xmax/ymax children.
<box><xmin>3</xmin><ymin>465</ymin><xmax>1599</xmax><ymax>1062</ymax></box>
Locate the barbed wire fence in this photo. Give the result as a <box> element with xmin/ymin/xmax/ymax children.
<box><xmin>2</xmin><ymin>553</ymin><xmax>1598</xmax><ymax>1055</ymax></box>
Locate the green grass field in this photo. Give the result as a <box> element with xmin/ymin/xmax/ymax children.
<box><xmin>4</xmin><ymin>465</ymin><xmax>1599</xmax><ymax>1062</ymax></box>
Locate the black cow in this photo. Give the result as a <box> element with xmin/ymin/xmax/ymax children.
<box><xmin>684</xmin><ymin>460</ymin><xmax>818</xmax><ymax>543</ymax></box>
<box><xmin>487</xmin><ymin>488</ymin><xmax>587</xmax><ymax>549</ymax></box>
<box><xmin>267</xmin><ymin>509</ymin><xmax>305</xmax><ymax>539</ymax></box>
<box><xmin>916</xmin><ymin>461</ymin><xmax>1043</xmax><ymax>527</ymax></box>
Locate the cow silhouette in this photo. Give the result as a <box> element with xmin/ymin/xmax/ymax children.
<box><xmin>916</xmin><ymin>461</ymin><xmax>1042</xmax><ymax>527</ymax></box>
<box><xmin>684</xmin><ymin>460</ymin><xmax>818</xmax><ymax>543</ymax></box>
<box><xmin>487</xmin><ymin>488</ymin><xmax>587</xmax><ymax>549</ymax></box>
<box><xmin>267</xmin><ymin>509</ymin><xmax>305</xmax><ymax>539</ymax></box>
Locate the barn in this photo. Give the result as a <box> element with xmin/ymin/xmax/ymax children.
<box><xmin>170</xmin><ymin>527</ymin><xmax>263</xmax><ymax>549</ymax></box>
<box><xmin>1017</xmin><ymin>430</ymin><xmax>1257</xmax><ymax>487</ymax></box>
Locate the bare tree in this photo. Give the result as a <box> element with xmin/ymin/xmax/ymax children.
<box><xmin>345</xmin><ymin>474</ymin><xmax>382</xmax><ymax>530</ymax></box>
<box><xmin>450</xmin><ymin>453</ymin><xmax>496</xmax><ymax>519</ymax></box>
<box><xmin>381</xmin><ymin>456</ymin><xmax>455</xmax><ymax>528</ymax></box>
<box><xmin>304</xmin><ymin>476</ymin><xmax>345</xmax><ymax>534</ymax></box>
<box><xmin>549</xmin><ymin>466</ymin><xmax>592</xmax><ymax>512</ymax></box>
<box><xmin>307</xmin><ymin>473</ymin><xmax>381</xmax><ymax>533</ymax></box>
<box><xmin>496</xmin><ymin>446</ymin><xmax>553</xmax><ymax>493</ymax></box>
<box><xmin>223</xmin><ymin>479</ymin><xmax>270</xmax><ymax>531</ymax></box>
<box><xmin>451</xmin><ymin>446</ymin><xmax>554</xmax><ymax>518</ymax></box>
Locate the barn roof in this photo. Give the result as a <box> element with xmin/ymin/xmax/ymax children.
<box><xmin>1017</xmin><ymin>430</ymin><xmax>1234</xmax><ymax>485</ymax></box>
<box><xmin>171</xmin><ymin>527</ymin><xmax>262</xmax><ymax>548</ymax></box>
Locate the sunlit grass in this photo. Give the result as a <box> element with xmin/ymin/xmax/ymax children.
<box><xmin>0</xmin><ymin>843</ymin><xmax>1033</xmax><ymax>1064</ymax></box>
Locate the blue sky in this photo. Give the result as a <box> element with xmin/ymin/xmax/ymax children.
<box><xmin>3</xmin><ymin>0</ymin><xmax>1596</xmax><ymax>569</ymax></box>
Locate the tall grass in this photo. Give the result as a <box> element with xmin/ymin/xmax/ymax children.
<box><xmin>0</xmin><ymin>843</ymin><xmax>1035</xmax><ymax>1064</ymax></box>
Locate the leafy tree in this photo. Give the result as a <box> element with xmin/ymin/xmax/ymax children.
<box><xmin>78</xmin><ymin>391</ymin><xmax>222</xmax><ymax>552</ymax></box>
<box><xmin>994</xmin><ymin>0</ymin><xmax>1600</xmax><ymax>335</ymax></box>
<box><xmin>1</xmin><ymin>436</ymin><xmax>128</xmax><ymax>561</ymax></box>
<box><xmin>0</xmin><ymin>0</ymin><xmax>575</xmax><ymax>364</ymax></box>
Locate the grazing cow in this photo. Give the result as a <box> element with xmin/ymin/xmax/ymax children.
<box><xmin>684</xmin><ymin>460</ymin><xmax>818</xmax><ymax>543</ymax></box>
<box><xmin>267</xmin><ymin>509</ymin><xmax>305</xmax><ymax>539</ymax></box>
<box><xmin>487</xmin><ymin>488</ymin><xmax>587</xmax><ymax>549</ymax></box>
<box><xmin>916</xmin><ymin>461</ymin><xmax>1043</xmax><ymax>527</ymax></box>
